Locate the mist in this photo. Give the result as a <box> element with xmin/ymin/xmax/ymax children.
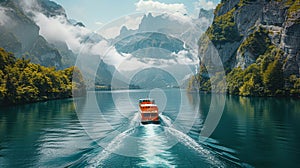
<box><xmin>0</xmin><ymin>7</ymin><xmax>9</xmax><ymax>25</ymax></box>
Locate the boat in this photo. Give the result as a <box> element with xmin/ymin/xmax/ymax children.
<box><xmin>139</xmin><ymin>98</ymin><xmax>160</xmax><ymax>124</ymax></box>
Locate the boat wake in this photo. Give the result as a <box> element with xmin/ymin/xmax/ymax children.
<box><xmin>87</xmin><ymin>127</ymin><xmax>136</xmax><ymax>167</ymax></box>
<box><xmin>71</xmin><ymin>112</ymin><xmax>246</xmax><ymax>167</ymax></box>
<box><xmin>85</xmin><ymin>112</ymin><xmax>141</xmax><ymax>167</ymax></box>
<box><xmin>160</xmin><ymin>114</ymin><xmax>226</xmax><ymax>167</ymax></box>
<box><xmin>160</xmin><ymin>114</ymin><xmax>252</xmax><ymax>167</ymax></box>
<box><xmin>129</xmin><ymin>112</ymin><xmax>141</xmax><ymax>128</ymax></box>
<box><xmin>137</xmin><ymin>124</ymin><xmax>176</xmax><ymax>167</ymax></box>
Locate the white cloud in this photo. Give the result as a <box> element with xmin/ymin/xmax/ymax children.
<box><xmin>85</xmin><ymin>39</ymin><xmax>126</xmax><ymax>67</ymax></box>
<box><xmin>171</xmin><ymin>50</ymin><xmax>198</xmax><ymax>65</ymax></box>
<box><xmin>33</xmin><ymin>12</ymin><xmax>91</xmax><ymax>53</ymax></box>
<box><xmin>135</xmin><ymin>0</ymin><xmax>187</xmax><ymax>15</ymax></box>
<box><xmin>95</xmin><ymin>21</ymin><xmax>103</xmax><ymax>26</ymax></box>
<box><xmin>135</xmin><ymin>0</ymin><xmax>192</xmax><ymax>27</ymax></box>
<box><xmin>163</xmin><ymin>12</ymin><xmax>192</xmax><ymax>24</ymax></box>
<box><xmin>195</xmin><ymin>0</ymin><xmax>217</xmax><ymax>10</ymax></box>
<box><xmin>89</xmin><ymin>40</ymin><xmax>110</xmax><ymax>56</ymax></box>
<box><xmin>124</xmin><ymin>15</ymin><xmax>143</xmax><ymax>30</ymax></box>
<box><xmin>104</xmin><ymin>47</ymin><xmax>127</xmax><ymax>67</ymax></box>
<box><xmin>118</xmin><ymin>57</ymin><xmax>149</xmax><ymax>71</ymax></box>
<box><xmin>98</xmin><ymin>26</ymin><xmax>121</xmax><ymax>39</ymax></box>
<box><xmin>0</xmin><ymin>7</ymin><xmax>9</xmax><ymax>25</ymax></box>
<box><xmin>15</xmin><ymin>0</ymin><xmax>92</xmax><ymax>53</ymax></box>
<box><xmin>97</xmin><ymin>15</ymin><xmax>143</xmax><ymax>39</ymax></box>
<box><xmin>1</xmin><ymin>0</ymin><xmax>128</xmax><ymax>69</ymax></box>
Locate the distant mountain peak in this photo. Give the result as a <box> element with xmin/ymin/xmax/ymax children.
<box><xmin>37</xmin><ymin>0</ymin><xmax>66</xmax><ymax>17</ymax></box>
<box><xmin>120</xmin><ymin>25</ymin><xmax>129</xmax><ymax>34</ymax></box>
<box><xmin>198</xmin><ymin>8</ymin><xmax>214</xmax><ymax>19</ymax></box>
<box><xmin>115</xmin><ymin>32</ymin><xmax>185</xmax><ymax>55</ymax></box>
<box><xmin>74</xmin><ymin>22</ymin><xmax>85</xmax><ymax>27</ymax></box>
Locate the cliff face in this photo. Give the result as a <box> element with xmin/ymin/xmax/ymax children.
<box><xmin>195</xmin><ymin>0</ymin><xmax>300</xmax><ymax>96</ymax></box>
<box><xmin>201</xmin><ymin>0</ymin><xmax>300</xmax><ymax>77</ymax></box>
<box><xmin>256</xmin><ymin>0</ymin><xmax>299</xmax><ymax>77</ymax></box>
<box><xmin>0</xmin><ymin>0</ymin><xmax>63</xmax><ymax>68</ymax></box>
<box><xmin>0</xmin><ymin>0</ymin><xmax>82</xmax><ymax>68</ymax></box>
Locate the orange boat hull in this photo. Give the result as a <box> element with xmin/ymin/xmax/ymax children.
<box><xmin>139</xmin><ymin>99</ymin><xmax>160</xmax><ymax>124</ymax></box>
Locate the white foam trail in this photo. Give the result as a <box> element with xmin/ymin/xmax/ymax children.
<box><xmin>159</xmin><ymin>114</ymin><xmax>172</xmax><ymax>127</ymax></box>
<box><xmin>160</xmin><ymin>114</ymin><xmax>225</xmax><ymax>168</ymax></box>
<box><xmin>88</xmin><ymin>127</ymin><xmax>135</xmax><ymax>167</ymax></box>
<box><xmin>88</xmin><ymin>112</ymin><xmax>140</xmax><ymax>167</ymax></box>
<box><xmin>138</xmin><ymin>125</ymin><xmax>175</xmax><ymax>168</ymax></box>
<box><xmin>129</xmin><ymin>112</ymin><xmax>140</xmax><ymax>128</ymax></box>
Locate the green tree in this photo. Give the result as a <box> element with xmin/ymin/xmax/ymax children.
<box><xmin>0</xmin><ymin>48</ymin><xmax>15</xmax><ymax>70</ymax></box>
<box><xmin>16</xmin><ymin>85</ymin><xmax>39</xmax><ymax>102</ymax></box>
<box><xmin>227</xmin><ymin>67</ymin><xmax>244</xmax><ymax>95</ymax></box>
<box><xmin>289</xmin><ymin>75</ymin><xmax>300</xmax><ymax>96</ymax></box>
<box><xmin>0</xmin><ymin>48</ymin><xmax>86</xmax><ymax>105</ymax></box>
<box><xmin>239</xmin><ymin>76</ymin><xmax>255</xmax><ymax>96</ymax></box>
<box><xmin>0</xmin><ymin>70</ymin><xmax>7</xmax><ymax>102</ymax></box>
<box><xmin>206</xmin><ymin>8</ymin><xmax>241</xmax><ymax>45</ymax></box>
<box><xmin>62</xmin><ymin>66</ymin><xmax>86</xmax><ymax>97</ymax></box>
<box><xmin>263</xmin><ymin>58</ymin><xmax>284</xmax><ymax>94</ymax></box>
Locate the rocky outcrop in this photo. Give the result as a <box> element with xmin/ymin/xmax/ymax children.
<box><xmin>198</xmin><ymin>8</ymin><xmax>214</xmax><ymax>21</ymax></box>
<box><xmin>281</xmin><ymin>6</ymin><xmax>300</xmax><ymax>76</ymax></box>
<box><xmin>261</xmin><ymin>1</ymin><xmax>286</xmax><ymax>26</ymax></box>
<box><xmin>201</xmin><ymin>0</ymin><xmax>300</xmax><ymax>77</ymax></box>
<box><xmin>1</xmin><ymin>1</ymin><xmax>40</xmax><ymax>51</ymax></box>
<box><xmin>29</xmin><ymin>36</ymin><xmax>62</xmax><ymax>67</ymax></box>
<box><xmin>214</xmin><ymin>0</ymin><xmax>240</xmax><ymax>16</ymax></box>
<box><xmin>37</xmin><ymin>0</ymin><xmax>66</xmax><ymax>17</ymax></box>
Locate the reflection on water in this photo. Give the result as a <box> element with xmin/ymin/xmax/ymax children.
<box><xmin>198</xmin><ymin>95</ymin><xmax>300</xmax><ymax>167</ymax></box>
<box><xmin>0</xmin><ymin>90</ymin><xmax>299</xmax><ymax>167</ymax></box>
<box><xmin>0</xmin><ymin>98</ymin><xmax>89</xmax><ymax>167</ymax></box>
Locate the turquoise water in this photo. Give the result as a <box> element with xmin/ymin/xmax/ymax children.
<box><xmin>0</xmin><ymin>89</ymin><xmax>299</xmax><ymax>167</ymax></box>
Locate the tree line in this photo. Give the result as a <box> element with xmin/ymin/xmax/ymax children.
<box><xmin>188</xmin><ymin>46</ymin><xmax>300</xmax><ymax>97</ymax></box>
<box><xmin>0</xmin><ymin>48</ymin><xmax>86</xmax><ymax>105</ymax></box>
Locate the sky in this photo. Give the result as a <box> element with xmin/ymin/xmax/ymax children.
<box><xmin>52</xmin><ymin>0</ymin><xmax>220</xmax><ymax>31</ymax></box>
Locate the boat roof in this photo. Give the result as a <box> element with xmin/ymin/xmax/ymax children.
<box><xmin>140</xmin><ymin>104</ymin><xmax>157</xmax><ymax>107</ymax></box>
<box><xmin>139</xmin><ymin>98</ymin><xmax>154</xmax><ymax>101</ymax></box>
<box><xmin>141</xmin><ymin>111</ymin><xmax>158</xmax><ymax>113</ymax></box>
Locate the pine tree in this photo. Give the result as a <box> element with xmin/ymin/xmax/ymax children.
<box><xmin>263</xmin><ymin>58</ymin><xmax>284</xmax><ymax>94</ymax></box>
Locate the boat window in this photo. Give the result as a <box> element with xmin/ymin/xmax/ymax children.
<box><xmin>143</xmin><ymin>113</ymin><xmax>151</xmax><ymax>117</ymax></box>
<box><xmin>143</xmin><ymin>113</ymin><xmax>157</xmax><ymax>118</ymax></box>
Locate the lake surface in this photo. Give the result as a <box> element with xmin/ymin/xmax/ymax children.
<box><xmin>0</xmin><ymin>89</ymin><xmax>300</xmax><ymax>167</ymax></box>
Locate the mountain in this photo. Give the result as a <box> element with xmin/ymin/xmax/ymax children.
<box><xmin>17</xmin><ymin>0</ymin><xmax>67</xmax><ymax>17</ymax></box>
<box><xmin>130</xmin><ymin>68</ymin><xmax>178</xmax><ymax>89</ymax></box>
<box><xmin>105</xmin><ymin>12</ymin><xmax>214</xmax><ymax>88</ymax></box>
<box><xmin>138</xmin><ymin>13</ymin><xmax>188</xmax><ymax>35</ymax></box>
<box><xmin>198</xmin><ymin>8</ymin><xmax>214</xmax><ymax>21</ymax></box>
<box><xmin>115</xmin><ymin>32</ymin><xmax>185</xmax><ymax>57</ymax></box>
<box><xmin>193</xmin><ymin>0</ymin><xmax>300</xmax><ymax>96</ymax></box>
<box><xmin>0</xmin><ymin>0</ymin><xmax>64</xmax><ymax>68</ymax></box>
<box><xmin>114</xmin><ymin>12</ymin><xmax>214</xmax><ymax>46</ymax></box>
<box><xmin>0</xmin><ymin>0</ymin><xmax>215</xmax><ymax>89</ymax></box>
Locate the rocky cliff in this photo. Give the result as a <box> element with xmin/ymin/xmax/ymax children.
<box><xmin>203</xmin><ymin>0</ymin><xmax>300</xmax><ymax>75</ymax></box>
<box><xmin>0</xmin><ymin>0</ymin><xmax>64</xmax><ymax>68</ymax></box>
<box><xmin>196</xmin><ymin>0</ymin><xmax>300</xmax><ymax>96</ymax></box>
